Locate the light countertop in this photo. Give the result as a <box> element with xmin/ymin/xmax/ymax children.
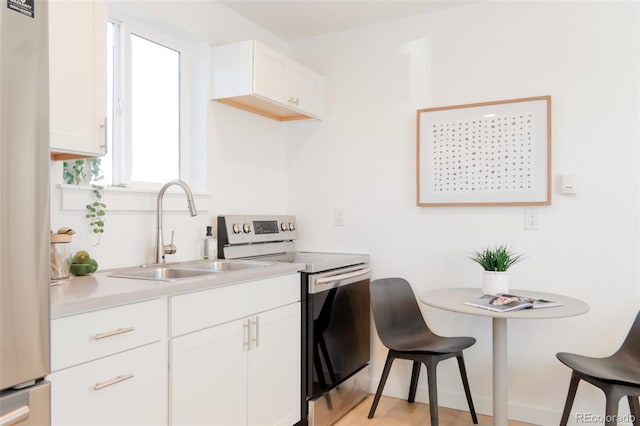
<box><xmin>51</xmin><ymin>261</ymin><xmax>305</xmax><ymax>319</ymax></box>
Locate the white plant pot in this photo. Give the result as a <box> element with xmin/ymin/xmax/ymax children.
<box><xmin>482</xmin><ymin>271</ymin><xmax>509</xmax><ymax>295</ymax></box>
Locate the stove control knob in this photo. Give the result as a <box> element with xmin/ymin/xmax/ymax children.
<box><xmin>232</xmin><ymin>223</ymin><xmax>241</xmax><ymax>234</ymax></box>
<box><xmin>288</xmin><ymin>222</ymin><xmax>296</xmax><ymax>231</ymax></box>
<box><xmin>243</xmin><ymin>223</ymin><xmax>252</xmax><ymax>234</ymax></box>
<box><xmin>280</xmin><ymin>222</ymin><xmax>288</xmax><ymax>232</ymax></box>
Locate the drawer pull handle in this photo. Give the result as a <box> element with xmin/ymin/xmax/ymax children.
<box><xmin>94</xmin><ymin>374</ymin><xmax>134</xmax><ymax>390</ymax></box>
<box><xmin>94</xmin><ymin>327</ymin><xmax>134</xmax><ymax>340</ymax></box>
<box><xmin>0</xmin><ymin>405</ymin><xmax>29</xmax><ymax>426</ymax></box>
<box><xmin>243</xmin><ymin>319</ymin><xmax>251</xmax><ymax>351</ymax></box>
<box><xmin>251</xmin><ymin>316</ymin><xmax>260</xmax><ymax>348</ymax></box>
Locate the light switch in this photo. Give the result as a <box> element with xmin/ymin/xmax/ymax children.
<box><xmin>524</xmin><ymin>208</ymin><xmax>539</xmax><ymax>231</ymax></box>
<box><xmin>561</xmin><ymin>174</ymin><xmax>577</xmax><ymax>195</ymax></box>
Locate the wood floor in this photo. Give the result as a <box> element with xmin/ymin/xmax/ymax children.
<box><xmin>333</xmin><ymin>395</ymin><xmax>537</xmax><ymax>426</ymax></box>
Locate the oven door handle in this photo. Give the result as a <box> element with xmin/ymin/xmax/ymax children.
<box><xmin>313</xmin><ymin>267</ymin><xmax>371</xmax><ymax>286</ymax></box>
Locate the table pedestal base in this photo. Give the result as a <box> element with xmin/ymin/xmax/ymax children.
<box><xmin>493</xmin><ymin>317</ymin><xmax>508</xmax><ymax>426</ymax></box>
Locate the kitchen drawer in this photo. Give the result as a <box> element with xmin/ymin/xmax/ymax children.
<box><xmin>50</xmin><ymin>341</ymin><xmax>167</xmax><ymax>426</ymax></box>
<box><xmin>52</xmin><ymin>298</ymin><xmax>166</xmax><ymax>372</ymax></box>
<box><xmin>170</xmin><ymin>273</ymin><xmax>299</xmax><ymax>337</ymax></box>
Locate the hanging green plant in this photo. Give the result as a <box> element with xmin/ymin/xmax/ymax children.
<box><xmin>86</xmin><ymin>183</ymin><xmax>106</xmax><ymax>235</ymax></box>
<box><xmin>86</xmin><ymin>158</ymin><xmax>106</xmax><ymax>237</ymax></box>
<box><xmin>62</xmin><ymin>158</ymin><xmax>107</xmax><ymax>239</ymax></box>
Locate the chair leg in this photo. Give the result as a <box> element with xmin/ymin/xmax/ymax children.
<box><xmin>408</xmin><ymin>361</ymin><xmax>421</xmax><ymax>403</ymax></box>
<box><xmin>424</xmin><ymin>360</ymin><xmax>439</xmax><ymax>426</ymax></box>
<box><xmin>604</xmin><ymin>393</ymin><xmax>621</xmax><ymax>426</ymax></box>
<box><xmin>628</xmin><ymin>396</ymin><xmax>640</xmax><ymax>426</ymax></box>
<box><xmin>456</xmin><ymin>354</ymin><xmax>478</xmax><ymax>424</ymax></box>
<box><xmin>368</xmin><ymin>352</ymin><xmax>395</xmax><ymax>419</ymax></box>
<box><xmin>559</xmin><ymin>372</ymin><xmax>581</xmax><ymax>426</ymax></box>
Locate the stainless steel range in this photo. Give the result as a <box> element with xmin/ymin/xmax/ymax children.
<box><xmin>218</xmin><ymin>215</ymin><xmax>371</xmax><ymax>426</ymax></box>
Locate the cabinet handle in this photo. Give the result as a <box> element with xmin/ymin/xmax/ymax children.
<box><xmin>287</xmin><ymin>97</ymin><xmax>294</xmax><ymax>104</ymax></box>
<box><xmin>243</xmin><ymin>319</ymin><xmax>251</xmax><ymax>351</ymax></box>
<box><xmin>94</xmin><ymin>327</ymin><xmax>134</xmax><ymax>340</ymax></box>
<box><xmin>293</xmin><ymin>97</ymin><xmax>299</xmax><ymax>106</ymax></box>
<box><xmin>0</xmin><ymin>405</ymin><xmax>29</xmax><ymax>426</ymax></box>
<box><xmin>251</xmin><ymin>316</ymin><xmax>260</xmax><ymax>348</ymax></box>
<box><xmin>100</xmin><ymin>116</ymin><xmax>108</xmax><ymax>154</ymax></box>
<box><xmin>94</xmin><ymin>374</ymin><xmax>134</xmax><ymax>391</ymax></box>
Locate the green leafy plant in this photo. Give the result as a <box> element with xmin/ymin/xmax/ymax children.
<box><xmin>63</xmin><ymin>159</ymin><xmax>87</xmax><ymax>185</ymax></box>
<box><xmin>470</xmin><ymin>244</ymin><xmax>524</xmax><ymax>272</ymax></box>
<box><xmin>63</xmin><ymin>158</ymin><xmax>107</xmax><ymax>239</ymax></box>
<box><xmin>86</xmin><ymin>158</ymin><xmax>106</xmax><ymax>236</ymax></box>
<box><xmin>86</xmin><ymin>184</ymin><xmax>106</xmax><ymax>235</ymax></box>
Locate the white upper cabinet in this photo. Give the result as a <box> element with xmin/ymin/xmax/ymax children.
<box><xmin>49</xmin><ymin>0</ymin><xmax>107</xmax><ymax>160</ymax></box>
<box><xmin>211</xmin><ymin>40</ymin><xmax>324</xmax><ymax>121</ymax></box>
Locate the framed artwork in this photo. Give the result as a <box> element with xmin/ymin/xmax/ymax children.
<box><xmin>416</xmin><ymin>96</ymin><xmax>551</xmax><ymax>207</ymax></box>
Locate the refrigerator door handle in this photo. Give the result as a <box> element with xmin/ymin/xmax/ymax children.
<box><xmin>0</xmin><ymin>405</ymin><xmax>30</xmax><ymax>426</ymax></box>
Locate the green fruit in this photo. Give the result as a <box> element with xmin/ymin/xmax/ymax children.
<box><xmin>87</xmin><ymin>258</ymin><xmax>98</xmax><ymax>273</ymax></box>
<box><xmin>72</xmin><ymin>250</ymin><xmax>91</xmax><ymax>264</ymax></box>
<box><xmin>70</xmin><ymin>263</ymin><xmax>92</xmax><ymax>276</ymax></box>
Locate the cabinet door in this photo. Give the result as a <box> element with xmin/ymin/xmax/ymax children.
<box><xmin>291</xmin><ymin>64</ymin><xmax>323</xmax><ymax>118</ymax></box>
<box><xmin>171</xmin><ymin>318</ymin><xmax>248</xmax><ymax>426</ymax></box>
<box><xmin>247</xmin><ymin>302</ymin><xmax>301</xmax><ymax>426</ymax></box>
<box><xmin>49</xmin><ymin>0</ymin><xmax>107</xmax><ymax>159</ymax></box>
<box><xmin>253</xmin><ymin>42</ymin><xmax>291</xmax><ymax>107</ymax></box>
<box><xmin>49</xmin><ymin>342</ymin><xmax>167</xmax><ymax>426</ymax></box>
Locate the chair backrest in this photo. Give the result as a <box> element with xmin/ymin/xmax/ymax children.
<box><xmin>370</xmin><ymin>277</ymin><xmax>434</xmax><ymax>349</ymax></box>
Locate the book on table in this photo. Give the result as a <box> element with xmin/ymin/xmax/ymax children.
<box><xmin>464</xmin><ymin>293</ymin><xmax>562</xmax><ymax>312</ymax></box>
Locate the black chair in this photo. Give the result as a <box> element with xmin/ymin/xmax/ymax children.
<box><xmin>556</xmin><ymin>311</ymin><xmax>640</xmax><ymax>426</ymax></box>
<box><xmin>368</xmin><ymin>278</ymin><xmax>478</xmax><ymax>426</ymax></box>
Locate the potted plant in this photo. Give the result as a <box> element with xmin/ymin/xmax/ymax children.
<box><xmin>470</xmin><ymin>244</ymin><xmax>524</xmax><ymax>295</ymax></box>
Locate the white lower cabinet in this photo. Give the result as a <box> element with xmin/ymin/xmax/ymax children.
<box><xmin>170</xmin><ymin>274</ymin><xmax>301</xmax><ymax>426</ymax></box>
<box><xmin>49</xmin><ymin>299</ymin><xmax>167</xmax><ymax>426</ymax></box>
<box><xmin>50</xmin><ymin>275</ymin><xmax>302</xmax><ymax>426</ymax></box>
<box><xmin>50</xmin><ymin>341</ymin><xmax>167</xmax><ymax>425</ymax></box>
<box><xmin>246</xmin><ymin>303</ymin><xmax>301</xmax><ymax>426</ymax></box>
<box><xmin>171</xmin><ymin>317</ymin><xmax>247</xmax><ymax>426</ymax></box>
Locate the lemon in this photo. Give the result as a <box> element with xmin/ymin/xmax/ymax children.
<box><xmin>70</xmin><ymin>263</ymin><xmax>92</xmax><ymax>276</ymax></box>
<box><xmin>72</xmin><ymin>250</ymin><xmax>91</xmax><ymax>264</ymax></box>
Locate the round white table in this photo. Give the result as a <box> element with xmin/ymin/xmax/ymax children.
<box><xmin>419</xmin><ymin>288</ymin><xmax>589</xmax><ymax>426</ymax></box>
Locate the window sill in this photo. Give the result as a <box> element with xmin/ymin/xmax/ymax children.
<box><xmin>58</xmin><ymin>184</ymin><xmax>210</xmax><ymax>213</ymax></box>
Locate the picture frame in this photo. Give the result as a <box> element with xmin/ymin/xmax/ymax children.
<box><xmin>416</xmin><ymin>96</ymin><xmax>551</xmax><ymax>207</ymax></box>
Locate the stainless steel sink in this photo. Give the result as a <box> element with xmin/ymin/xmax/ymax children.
<box><xmin>108</xmin><ymin>260</ymin><xmax>270</xmax><ymax>281</ymax></box>
<box><xmin>186</xmin><ymin>260</ymin><xmax>270</xmax><ymax>272</ymax></box>
<box><xmin>109</xmin><ymin>267</ymin><xmax>217</xmax><ymax>281</ymax></box>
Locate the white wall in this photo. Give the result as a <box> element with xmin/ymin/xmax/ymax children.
<box><xmin>288</xmin><ymin>2</ymin><xmax>640</xmax><ymax>424</ymax></box>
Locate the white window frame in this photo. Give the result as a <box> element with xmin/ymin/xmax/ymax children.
<box><xmin>108</xmin><ymin>11</ymin><xmax>193</xmax><ymax>190</ymax></box>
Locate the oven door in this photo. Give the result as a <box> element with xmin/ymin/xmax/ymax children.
<box><xmin>306</xmin><ymin>265</ymin><xmax>371</xmax><ymax>399</ymax></box>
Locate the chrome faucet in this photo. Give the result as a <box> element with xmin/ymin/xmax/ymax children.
<box><xmin>154</xmin><ymin>179</ymin><xmax>197</xmax><ymax>264</ymax></box>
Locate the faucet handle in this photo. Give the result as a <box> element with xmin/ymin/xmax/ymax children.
<box><xmin>164</xmin><ymin>230</ymin><xmax>177</xmax><ymax>255</ymax></box>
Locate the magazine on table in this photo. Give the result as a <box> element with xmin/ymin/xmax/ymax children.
<box><xmin>464</xmin><ymin>293</ymin><xmax>562</xmax><ymax>312</ymax></box>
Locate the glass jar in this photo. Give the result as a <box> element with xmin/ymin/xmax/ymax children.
<box><xmin>50</xmin><ymin>242</ymin><xmax>71</xmax><ymax>283</ymax></box>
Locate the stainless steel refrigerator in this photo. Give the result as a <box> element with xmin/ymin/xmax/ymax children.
<box><xmin>0</xmin><ymin>0</ymin><xmax>51</xmax><ymax>425</ymax></box>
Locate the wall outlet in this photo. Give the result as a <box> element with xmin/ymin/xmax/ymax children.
<box><xmin>334</xmin><ymin>208</ymin><xmax>344</xmax><ymax>226</ymax></box>
<box><xmin>524</xmin><ymin>208</ymin><xmax>539</xmax><ymax>230</ymax></box>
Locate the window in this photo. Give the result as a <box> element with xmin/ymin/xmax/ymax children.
<box><xmin>104</xmin><ymin>17</ymin><xmax>185</xmax><ymax>187</ymax></box>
